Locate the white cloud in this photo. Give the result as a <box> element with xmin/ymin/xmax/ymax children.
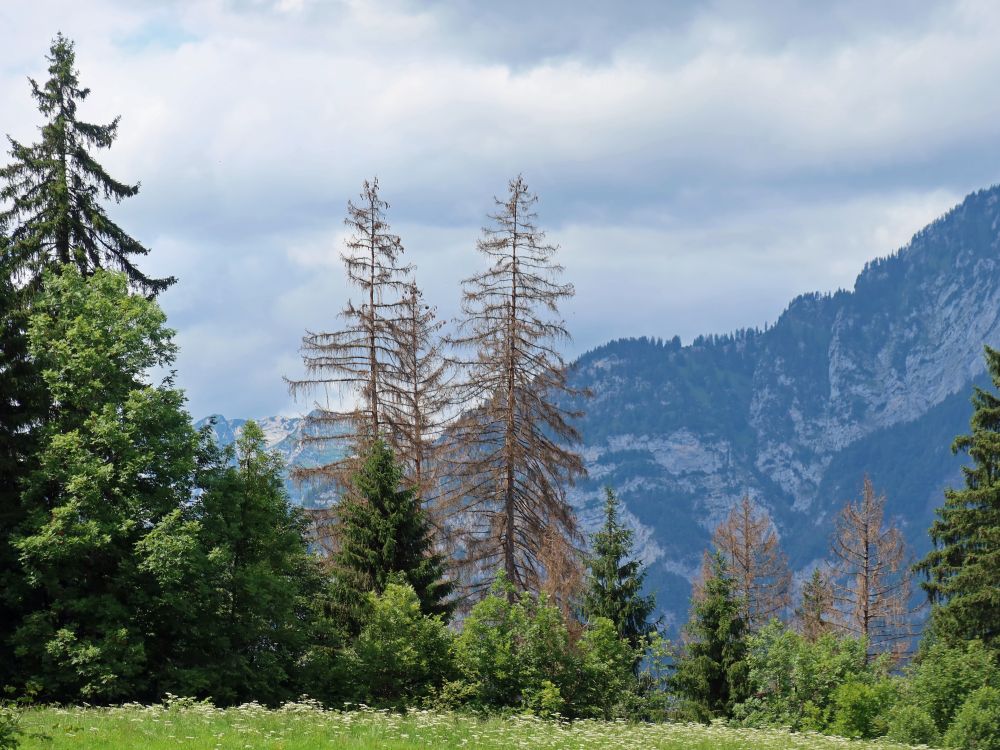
<box><xmin>0</xmin><ymin>0</ymin><xmax>996</xmax><ymax>418</ymax></box>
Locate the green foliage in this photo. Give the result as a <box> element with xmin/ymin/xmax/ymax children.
<box><xmin>829</xmin><ymin>678</ymin><xmax>896</xmax><ymax>739</ymax></box>
<box><xmin>903</xmin><ymin>640</ymin><xmax>999</xmax><ymax>735</ymax></box>
<box><xmin>732</xmin><ymin>621</ymin><xmax>881</xmax><ymax>733</ymax></box>
<box><xmin>0</xmin><ymin>35</ymin><xmax>171</xmax><ymax>294</ymax></box>
<box><xmin>13</xmin><ymin>268</ymin><xmax>197</xmax><ymax>701</ymax></box>
<box><xmin>886</xmin><ymin>703</ymin><xmax>938</xmax><ymax>746</ymax></box>
<box><xmin>582</xmin><ymin>488</ymin><xmax>658</xmax><ymax>653</ymax></box>
<box><xmin>919</xmin><ymin>345</ymin><xmax>1000</xmax><ymax>649</ymax></box>
<box><xmin>575</xmin><ymin>617</ymin><xmax>639</xmax><ymax>719</ymax></box>
<box><xmin>944</xmin><ymin>686</ymin><xmax>1000</xmax><ymax>750</ymax></box>
<box><xmin>0</xmin><ymin>701</ymin><xmax>21</xmax><ymax>750</ymax></box>
<box><xmin>671</xmin><ymin>553</ymin><xmax>749</xmax><ymax>721</ymax></box>
<box><xmin>333</xmin><ymin>439</ymin><xmax>452</xmax><ymax>628</ymax></box>
<box><xmin>344</xmin><ymin>583</ymin><xmax>454</xmax><ymax>706</ymax></box>
<box><xmin>139</xmin><ymin>420</ymin><xmax>325</xmax><ymax>705</ymax></box>
<box><xmin>0</xmin><ymin>244</ymin><xmax>45</xmax><ymax>688</ymax></box>
<box><xmin>452</xmin><ymin>575</ymin><xmax>575</xmax><ymax>712</ymax></box>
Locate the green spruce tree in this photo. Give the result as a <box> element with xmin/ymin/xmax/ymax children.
<box><xmin>0</xmin><ymin>34</ymin><xmax>171</xmax><ymax>294</ymax></box>
<box><xmin>917</xmin><ymin>345</ymin><xmax>1000</xmax><ymax>648</ymax></box>
<box><xmin>0</xmin><ymin>237</ymin><xmax>45</xmax><ymax>687</ymax></box>
<box><xmin>582</xmin><ymin>487</ymin><xmax>657</xmax><ymax>650</ymax></box>
<box><xmin>332</xmin><ymin>439</ymin><xmax>453</xmax><ymax>626</ymax></box>
<box><xmin>139</xmin><ymin>421</ymin><xmax>325</xmax><ymax>704</ymax></box>
<box><xmin>672</xmin><ymin>552</ymin><xmax>750</xmax><ymax>721</ymax></box>
<box><xmin>13</xmin><ymin>268</ymin><xmax>197</xmax><ymax>701</ymax></box>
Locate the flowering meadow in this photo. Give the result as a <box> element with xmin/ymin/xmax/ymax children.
<box><xmin>14</xmin><ymin>700</ymin><xmax>929</xmax><ymax>750</ymax></box>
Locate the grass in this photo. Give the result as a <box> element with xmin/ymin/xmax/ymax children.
<box><xmin>15</xmin><ymin>700</ymin><xmax>929</xmax><ymax>750</ymax></box>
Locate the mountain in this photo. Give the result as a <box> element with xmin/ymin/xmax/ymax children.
<box><xmin>195</xmin><ymin>413</ymin><xmax>345</xmax><ymax>508</ymax></box>
<box><xmin>201</xmin><ymin>184</ymin><xmax>1000</xmax><ymax>625</ymax></box>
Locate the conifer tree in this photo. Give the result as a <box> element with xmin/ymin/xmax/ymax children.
<box><xmin>383</xmin><ymin>282</ymin><xmax>451</xmax><ymax>500</ymax></box>
<box><xmin>582</xmin><ymin>488</ymin><xmax>657</xmax><ymax>650</ymax></box>
<box><xmin>0</xmin><ymin>34</ymin><xmax>171</xmax><ymax>294</ymax></box>
<box><xmin>711</xmin><ymin>496</ymin><xmax>791</xmax><ymax>629</ymax></box>
<box><xmin>449</xmin><ymin>175</ymin><xmax>586</xmax><ymax>598</ymax></box>
<box><xmin>0</xmin><ymin>237</ymin><xmax>45</xmax><ymax>686</ymax></box>
<box><xmin>287</xmin><ymin>178</ymin><xmax>411</xmax><ymax>489</ymax></box>
<box><xmin>796</xmin><ymin>567</ymin><xmax>836</xmax><ymax>642</ymax></box>
<box><xmin>918</xmin><ymin>346</ymin><xmax>1000</xmax><ymax>649</ymax></box>
<box><xmin>13</xmin><ymin>268</ymin><xmax>198</xmax><ymax>701</ymax></box>
<box><xmin>139</xmin><ymin>421</ymin><xmax>325</xmax><ymax>705</ymax></box>
<box><xmin>831</xmin><ymin>476</ymin><xmax>915</xmax><ymax>661</ymax></box>
<box><xmin>672</xmin><ymin>552</ymin><xmax>749</xmax><ymax>721</ymax></box>
<box><xmin>332</xmin><ymin>439</ymin><xmax>452</xmax><ymax>624</ymax></box>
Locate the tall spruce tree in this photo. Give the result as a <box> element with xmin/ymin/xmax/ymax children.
<box><xmin>332</xmin><ymin>439</ymin><xmax>453</xmax><ymax>624</ymax></box>
<box><xmin>672</xmin><ymin>552</ymin><xmax>749</xmax><ymax>721</ymax></box>
<box><xmin>918</xmin><ymin>346</ymin><xmax>1000</xmax><ymax>648</ymax></box>
<box><xmin>139</xmin><ymin>421</ymin><xmax>325</xmax><ymax>705</ymax></box>
<box><xmin>0</xmin><ymin>236</ymin><xmax>45</xmax><ymax>687</ymax></box>
<box><xmin>0</xmin><ymin>34</ymin><xmax>171</xmax><ymax>294</ymax></box>
<box><xmin>13</xmin><ymin>268</ymin><xmax>197</xmax><ymax>701</ymax></box>
<box><xmin>582</xmin><ymin>488</ymin><xmax>657</xmax><ymax>650</ymax></box>
<box><xmin>449</xmin><ymin>175</ymin><xmax>586</xmax><ymax>598</ymax></box>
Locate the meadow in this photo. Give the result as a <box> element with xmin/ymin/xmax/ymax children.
<box><xmin>13</xmin><ymin>701</ymin><xmax>929</xmax><ymax>750</ymax></box>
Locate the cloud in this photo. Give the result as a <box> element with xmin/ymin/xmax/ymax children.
<box><xmin>0</xmin><ymin>0</ymin><xmax>996</xmax><ymax>418</ymax></box>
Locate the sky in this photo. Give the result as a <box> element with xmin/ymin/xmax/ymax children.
<box><xmin>2</xmin><ymin>0</ymin><xmax>999</xmax><ymax>420</ymax></box>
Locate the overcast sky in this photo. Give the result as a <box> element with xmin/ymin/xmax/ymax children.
<box><xmin>2</xmin><ymin>0</ymin><xmax>998</xmax><ymax>420</ymax></box>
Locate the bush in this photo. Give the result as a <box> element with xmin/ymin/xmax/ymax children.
<box><xmin>731</xmin><ymin>620</ymin><xmax>884</xmax><ymax>733</ymax></box>
<box><xmin>830</xmin><ymin>678</ymin><xmax>896</xmax><ymax>739</ymax></box>
<box><xmin>899</xmin><ymin>640</ymin><xmax>1000</xmax><ymax>736</ymax></box>
<box><xmin>344</xmin><ymin>583</ymin><xmax>454</xmax><ymax>706</ymax></box>
<box><xmin>886</xmin><ymin>703</ymin><xmax>938</xmax><ymax>746</ymax></box>
<box><xmin>452</xmin><ymin>575</ymin><xmax>576</xmax><ymax>713</ymax></box>
<box><xmin>575</xmin><ymin>617</ymin><xmax>638</xmax><ymax>719</ymax></box>
<box><xmin>944</xmin><ymin>686</ymin><xmax>1000</xmax><ymax>750</ymax></box>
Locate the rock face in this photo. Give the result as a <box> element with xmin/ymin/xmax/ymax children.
<box><xmin>201</xmin><ymin>185</ymin><xmax>1000</xmax><ymax>624</ymax></box>
<box><xmin>565</xmin><ymin>185</ymin><xmax>1000</xmax><ymax>623</ymax></box>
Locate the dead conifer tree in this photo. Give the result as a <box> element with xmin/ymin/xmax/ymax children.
<box><xmin>710</xmin><ymin>495</ymin><xmax>792</xmax><ymax>629</ymax></box>
<box><xmin>383</xmin><ymin>282</ymin><xmax>452</xmax><ymax>501</ymax></box>
<box><xmin>286</xmin><ymin>178</ymin><xmax>411</xmax><ymax>491</ymax></box>
<box><xmin>830</xmin><ymin>476</ymin><xmax>915</xmax><ymax>660</ymax></box>
<box><xmin>449</xmin><ymin>175</ymin><xmax>586</xmax><ymax>599</ymax></box>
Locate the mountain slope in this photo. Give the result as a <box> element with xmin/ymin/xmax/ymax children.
<box><xmin>565</xmin><ymin>185</ymin><xmax>1000</xmax><ymax>622</ymax></box>
<box><xmin>202</xmin><ymin>184</ymin><xmax>1000</xmax><ymax>624</ymax></box>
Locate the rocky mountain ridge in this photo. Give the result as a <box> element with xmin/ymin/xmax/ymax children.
<box><xmin>201</xmin><ymin>184</ymin><xmax>1000</xmax><ymax>622</ymax></box>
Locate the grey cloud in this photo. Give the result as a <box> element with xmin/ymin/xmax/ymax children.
<box><xmin>0</xmin><ymin>0</ymin><xmax>996</xmax><ymax>419</ymax></box>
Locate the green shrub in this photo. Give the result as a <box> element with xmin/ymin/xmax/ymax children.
<box><xmin>900</xmin><ymin>640</ymin><xmax>1000</xmax><ymax>735</ymax></box>
<box><xmin>830</xmin><ymin>678</ymin><xmax>896</xmax><ymax>739</ymax></box>
<box><xmin>731</xmin><ymin>620</ymin><xmax>883</xmax><ymax>733</ymax></box>
<box><xmin>944</xmin><ymin>686</ymin><xmax>1000</xmax><ymax>750</ymax></box>
<box><xmin>452</xmin><ymin>575</ymin><xmax>575</xmax><ymax>713</ymax></box>
<box><xmin>886</xmin><ymin>702</ymin><xmax>938</xmax><ymax>746</ymax></box>
<box><xmin>344</xmin><ymin>583</ymin><xmax>454</xmax><ymax>706</ymax></box>
<box><xmin>575</xmin><ymin>617</ymin><xmax>638</xmax><ymax>719</ymax></box>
